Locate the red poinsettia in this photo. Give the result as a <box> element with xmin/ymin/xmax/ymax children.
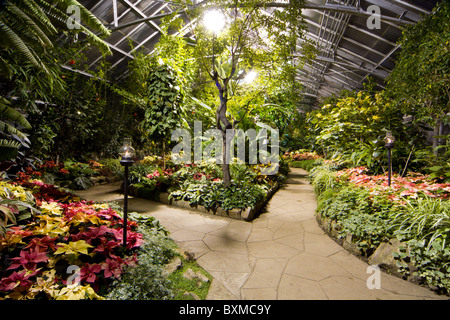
<box><xmin>7</xmin><ymin>248</ymin><xmax>49</xmax><ymax>271</ymax></box>
<box><xmin>25</xmin><ymin>235</ymin><xmax>58</xmax><ymax>252</ymax></box>
<box><xmin>0</xmin><ymin>271</ymin><xmax>34</xmax><ymax>291</ymax></box>
<box><xmin>80</xmin><ymin>264</ymin><xmax>102</xmax><ymax>283</ymax></box>
<box><xmin>101</xmin><ymin>257</ymin><xmax>124</xmax><ymax>279</ymax></box>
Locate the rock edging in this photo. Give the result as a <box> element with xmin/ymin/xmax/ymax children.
<box><xmin>129</xmin><ymin>182</ymin><xmax>280</xmax><ymax>221</ymax></box>
<box><xmin>315</xmin><ymin>211</ymin><xmax>443</xmax><ymax>293</ymax></box>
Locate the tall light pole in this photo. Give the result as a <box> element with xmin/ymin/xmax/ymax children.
<box><xmin>119</xmin><ymin>138</ymin><xmax>135</xmax><ymax>248</ymax></box>
<box><xmin>384</xmin><ymin>131</ymin><xmax>395</xmax><ymax>187</ymax></box>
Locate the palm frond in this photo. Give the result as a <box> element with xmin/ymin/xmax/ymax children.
<box><xmin>6</xmin><ymin>3</ymin><xmax>54</xmax><ymax>48</ymax></box>
<box><xmin>14</xmin><ymin>0</ymin><xmax>58</xmax><ymax>35</ymax></box>
<box><xmin>0</xmin><ymin>21</ymin><xmax>45</xmax><ymax>71</ymax></box>
<box><xmin>61</xmin><ymin>0</ymin><xmax>111</xmax><ymax>37</ymax></box>
<box><xmin>36</xmin><ymin>0</ymin><xmax>112</xmax><ymax>54</ymax></box>
<box><xmin>0</xmin><ymin>139</ymin><xmax>21</xmax><ymax>161</ymax></box>
<box><xmin>0</xmin><ymin>98</ymin><xmax>32</xmax><ymax>129</ymax></box>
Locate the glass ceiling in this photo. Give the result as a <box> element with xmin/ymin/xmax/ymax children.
<box><xmin>73</xmin><ymin>0</ymin><xmax>438</xmax><ymax>108</ymax></box>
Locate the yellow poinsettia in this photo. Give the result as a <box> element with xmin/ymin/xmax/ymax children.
<box><xmin>56</xmin><ymin>284</ymin><xmax>104</xmax><ymax>300</ymax></box>
<box><xmin>32</xmin><ymin>215</ymin><xmax>69</xmax><ymax>237</ymax></box>
<box><xmin>0</xmin><ymin>232</ymin><xmax>25</xmax><ymax>251</ymax></box>
<box><xmin>6</xmin><ymin>285</ymin><xmax>38</xmax><ymax>300</ymax></box>
<box><xmin>91</xmin><ymin>203</ymin><xmax>110</xmax><ymax>210</ymax></box>
<box><xmin>0</xmin><ymin>181</ymin><xmax>33</xmax><ymax>202</ymax></box>
<box><xmin>54</xmin><ymin>240</ymin><xmax>93</xmax><ymax>257</ymax></box>
<box><xmin>30</xmin><ymin>270</ymin><xmax>60</xmax><ymax>299</ymax></box>
<box><xmin>68</xmin><ymin>212</ymin><xmax>104</xmax><ymax>227</ymax></box>
<box><xmin>39</xmin><ymin>201</ymin><xmax>62</xmax><ymax>216</ymax></box>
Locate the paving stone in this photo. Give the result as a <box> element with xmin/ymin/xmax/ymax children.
<box><xmin>247</xmin><ymin>241</ymin><xmax>300</xmax><ymax>259</ymax></box>
<box><xmin>203</xmin><ymin>234</ymin><xmax>248</xmax><ymax>254</ymax></box>
<box><xmin>243</xmin><ymin>258</ymin><xmax>288</xmax><ymax>289</ymax></box>
<box><xmin>284</xmin><ymin>252</ymin><xmax>352</xmax><ymax>281</ymax></box>
<box><xmin>241</xmin><ymin>288</ymin><xmax>278</xmax><ymax>300</ymax></box>
<box><xmin>209</xmin><ymin>271</ymin><xmax>250</xmax><ymax>298</ymax></box>
<box><xmin>278</xmin><ymin>274</ymin><xmax>328</xmax><ymax>300</ymax></box>
<box><xmin>170</xmin><ymin>229</ymin><xmax>205</xmax><ymax>242</ymax></box>
<box><xmin>273</xmin><ymin>221</ymin><xmax>304</xmax><ymax>240</ymax></box>
<box><xmin>246</xmin><ymin>227</ymin><xmax>274</xmax><ymax>242</ymax></box>
<box><xmin>197</xmin><ymin>251</ymin><xmax>251</xmax><ymax>273</ymax></box>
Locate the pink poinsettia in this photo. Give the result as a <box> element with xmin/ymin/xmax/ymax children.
<box><xmin>80</xmin><ymin>263</ymin><xmax>102</xmax><ymax>283</ymax></box>
<box><xmin>101</xmin><ymin>257</ymin><xmax>124</xmax><ymax>279</ymax></box>
<box><xmin>25</xmin><ymin>235</ymin><xmax>58</xmax><ymax>252</ymax></box>
<box><xmin>337</xmin><ymin>166</ymin><xmax>450</xmax><ymax>199</ymax></box>
<box><xmin>7</xmin><ymin>249</ymin><xmax>49</xmax><ymax>271</ymax></box>
<box><xmin>93</xmin><ymin>240</ymin><xmax>120</xmax><ymax>258</ymax></box>
<box><xmin>0</xmin><ymin>270</ymin><xmax>34</xmax><ymax>291</ymax></box>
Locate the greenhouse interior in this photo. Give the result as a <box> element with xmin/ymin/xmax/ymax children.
<box><xmin>0</xmin><ymin>0</ymin><xmax>449</xmax><ymax>302</ymax></box>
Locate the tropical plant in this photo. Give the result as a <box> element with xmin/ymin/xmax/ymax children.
<box><xmin>0</xmin><ymin>97</ymin><xmax>31</xmax><ymax>161</ymax></box>
<box><xmin>386</xmin><ymin>0</ymin><xmax>449</xmax><ymax>152</ymax></box>
<box><xmin>161</xmin><ymin>0</ymin><xmax>310</xmax><ymax>187</ymax></box>
<box><xmin>309</xmin><ymin>90</ymin><xmax>425</xmax><ymax>174</ymax></box>
<box><xmin>0</xmin><ymin>0</ymin><xmax>111</xmax><ymax>77</ymax></box>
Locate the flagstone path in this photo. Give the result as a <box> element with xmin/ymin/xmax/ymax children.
<box><xmin>77</xmin><ymin>168</ymin><xmax>446</xmax><ymax>300</ymax></box>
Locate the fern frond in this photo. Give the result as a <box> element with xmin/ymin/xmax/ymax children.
<box><xmin>5</xmin><ymin>3</ymin><xmax>54</xmax><ymax>48</ymax></box>
<box><xmin>0</xmin><ymin>98</ymin><xmax>32</xmax><ymax>130</ymax></box>
<box><xmin>14</xmin><ymin>0</ymin><xmax>58</xmax><ymax>35</ymax></box>
<box><xmin>0</xmin><ymin>21</ymin><xmax>45</xmax><ymax>71</ymax></box>
<box><xmin>0</xmin><ymin>139</ymin><xmax>20</xmax><ymax>161</ymax></box>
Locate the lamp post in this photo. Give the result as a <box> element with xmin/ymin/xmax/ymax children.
<box><xmin>384</xmin><ymin>131</ymin><xmax>395</xmax><ymax>187</ymax></box>
<box><xmin>119</xmin><ymin>138</ymin><xmax>135</xmax><ymax>248</ymax></box>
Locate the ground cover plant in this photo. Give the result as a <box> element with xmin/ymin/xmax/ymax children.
<box><xmin>309</xmin><ymin>160</ymin><xmax>450</xmax><ymax>295</ymax></box>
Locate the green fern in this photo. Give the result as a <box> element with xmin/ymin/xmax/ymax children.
<box><xmin>0</xmin><ymin>97</ymin><xmax>31</xmax><ymax>161</ymax></box>
<box><xmin>0</xmin><ymin>0</ymin><xmax>111</xmax><ymax>77</ymax></box>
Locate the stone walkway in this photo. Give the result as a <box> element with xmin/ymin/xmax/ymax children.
<box><xmin>77</xmin><ymin>168</ymin><xmax>446</xmax><ymax>300</ymax></box>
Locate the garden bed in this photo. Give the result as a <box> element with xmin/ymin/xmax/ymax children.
<box><xmin>129</xmin><ymin>181</ymin><xmax>281</xmax><ymax>221</ymax></box>
<box><xmin>308</xmin><ymin>161</ymin><xmax>450</xmax><ymax>296</ymax></box>
<box><xmin>125</xmin><ymin>158</ymin><xmax>288</xmax><ymax>222</ymax></box>
<box><xmin>0</xmin><ymin>176</ymin><xmax>212</xmax><ymax>300</ymax></box>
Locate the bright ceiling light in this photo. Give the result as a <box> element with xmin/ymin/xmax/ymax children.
<box><xmin>203</xmin><ymin>10</ymin><xmax>226</xmax><ymax>34</ymax></box>
<box><xmin>243</xmin><ymin>70</ymin><xmax>257</xmax><ymax>84</ymax></box>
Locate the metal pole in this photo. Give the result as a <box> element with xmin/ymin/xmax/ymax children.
<box><xmin>388</xmin><ymin>148</ymin><xmax>392</xmax><ymax>187</ymax></box>
<box><xmin>123</xmin><ymin>164</ymin><xmax>129</xmax><ymax>247</ymax></box>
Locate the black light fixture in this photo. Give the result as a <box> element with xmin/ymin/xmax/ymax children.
<box><xmin>119</xmin><ymin>138</ymin><xmax>135</xmax><ymax>248</ymax></box>
<box><xmin>384</xmin><ymin>131</ymin><xmax>395</xmax><ymax>187</ymax></box>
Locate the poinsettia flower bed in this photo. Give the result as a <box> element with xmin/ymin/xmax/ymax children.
<box><xmin>336</xmin><ymin>166</ymin><xmax>450</xmax><ymax>200</ymax></box>
<box><xmin>282</xmin><ymin>150</ymin><xmax>322</xmax><ymax>162</ymax></box>
<box><xmin>0</xmin><ymin>179</ymin><xmax>143</xmax><ymax>300</ymax></box>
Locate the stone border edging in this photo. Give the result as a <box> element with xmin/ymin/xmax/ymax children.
<box><xmin>129</xmin><ymin>182</ymin><xmax>281</xmax><ymax>221</ymax></box>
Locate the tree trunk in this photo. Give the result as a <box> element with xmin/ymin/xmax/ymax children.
<box><xmin>222</xmin><ymin>133</ymin><xmax>231</xmax><ymax>187</ymax></box>
<box><xmin>433</xmin><ymin>117</ymin><xmax>442</xmax><ymax>158</ymax></box>
<box><xmin>216</xmin><ymin>90</ymin><xmax>232</xmax><ymax>187</ymax></box>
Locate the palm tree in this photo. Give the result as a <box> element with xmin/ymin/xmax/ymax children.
<box><xmin>0</xmin><ymin>97</ymin><xmax>31</xmax><ymax>161</ymax></box>
<box><xmin>0</xmin><ymin>0</ymin><xmax>112</xmax><ymax>161</ymax></box>
<box><xmin>0</xmin><ymin>0</ymin><xmax>111</xmax><ymax>78</ymax></box>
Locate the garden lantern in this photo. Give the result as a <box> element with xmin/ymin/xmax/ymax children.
<box><xmin>384</xmin><ymin>131</ymin><xmax>395</xmax><ymax>186</ymax></box>
<box><xmin>119</xmin><ymin>138</ymin><xmax>135</xmax><ymax>248</ymax></box>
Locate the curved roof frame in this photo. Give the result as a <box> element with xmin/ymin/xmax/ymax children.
<box><xmin>73</xmin><ymin>0</ymin><xmax>438</xmax><ymax>108</ymax></box>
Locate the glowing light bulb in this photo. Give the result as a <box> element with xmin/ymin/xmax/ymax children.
<box><xmin>203</xmin><ymin>10</ymin><xmax>226</xmax><ymax>34</ymax></box>
<box><xmin>243</xmin><ymin>70</ymin><xmax>257</xmax><ymax>84</ymax></box>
